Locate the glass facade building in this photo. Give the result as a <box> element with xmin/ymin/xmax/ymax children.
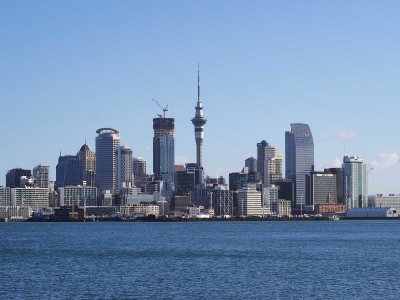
<box><xmin>343</xmin><ymin>156</ymin><xmax>367</xmax><ymax>209</ymax></box>
<box><xmin>115</xmin><ymin>145</ymin><xmax>133</xmax><ymax>190</ymax></box>
<box><xmin>285</xmin><ymin>123</ymin><xmax>314</xmax><ymax>206</ymax></box>
<box><xmin>306</xmin><ymin>171</ymin><xmax>337</xmax><ymax>206</ymax></box>
<box><xmin>96</xmin><ymin>128</ymin><xmax>120</xmax><ymax>193</ymax></box>
<box><xmin>6</xmin><ymin>168</ymin><xmax>32</xmax><ymax>188</ymax></box>
<box><xmin>56</xmin><ymin>155</ymin><xmax>81</xmax><ymax>188</ymax></box>
<box><xmin>153</xmin><ymin>118</ymin><xmax>175</xmax><ymax>199</ymax></box>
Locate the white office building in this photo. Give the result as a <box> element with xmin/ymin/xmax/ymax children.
<box><xmin>0</xmin><ymin>186</ymin><xmax>11</xmax><ymax>206</ymax></box>
<box><xmin>237</xmin><ymin>184</ymin><xmax>265</xmax><ymax>216</ymax></box>
<box><xmin>369</xmin><ymin>194</ymin><xmax>400</xmax><ymax>210</ymax></box>
<box><xmin>0</xmin><ymin>206</ymin><xmax>33</xmax><ymax>220</ymax></box>
<box><xmin>59</xmin><ymin>185</ymin><xmax>98</xmax><ymax>206</ymax></box>
<box><xmin>11</xmin><ymin>188</ymin><xmax>50</xmax><ymax>209</ymax></box>
<box><xmin>278</xmin><ymin>200</ymin><xmax>292</xmax><ymax>216</ymax></box>
<box><xmin>263</xmin><ymin>185</ymin><xmax>279</xmax><ymax>214</ymax></box>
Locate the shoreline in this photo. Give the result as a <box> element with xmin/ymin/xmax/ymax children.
<box><xmin>1</xmin><ymin>216</ymin><xmax>399</xmax><ymax>223</ymax></box>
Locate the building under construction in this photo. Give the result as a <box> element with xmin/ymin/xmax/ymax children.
<box><xmin>153</xmin><ymin>117</ymin><xmax>175</xmax><ymax>200</ymax></box>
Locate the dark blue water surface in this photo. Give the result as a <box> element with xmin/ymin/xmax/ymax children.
<box><xmin>1</xmin><ymin>221</ymin><xmax>400</xmax><ymax>299</ymax></box>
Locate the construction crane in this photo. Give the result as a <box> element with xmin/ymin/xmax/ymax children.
<box><xmin>152</xmin><ymin>98</ymin><xmax>168</xmax><ymax>118</ymax></box>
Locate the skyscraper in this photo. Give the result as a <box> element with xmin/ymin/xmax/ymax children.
<box><xmin>191</xmin><ymin>66</ymin><xmax>207</xmax><ymax>169</ymax></box>
<box><xmin>115</xmin><ymin>145</ymin><xmax>133</xmax><ymax>190</ymax></box>
<box><xmin>78</xmin><ymin>143</ymin><xmax>96</xmax><ymax>187</ymax></box>
<box><xmin>153</xmin><ymin>117</ymin><xmax>175</xmax><ymax>197</ymax></box>
<box><xmin>32</xmin><ymin>165</ymin><xmax>50</xmax><ymax>188</ymax></box>
<box><xmin>285</xmin><ymin>123</ymin><xmax>314</xmax><ymax>206</ymax></box>
<box><xmin>325</xmin><ymin>168</ymin><xmax>344</xmax><ymax>204</ymax></box>
<box><xmin>56</xmin><ymin>155</ymin><xmax>81</xmax><ymax>188</ymax></box>
<box><xmin>343</xmin><ymin>155</ymin><xmax>367</xmax><ymax>209</ymax></box>
<box><xmin>265</xmin><ymin>155</ymin><xmax>283</xmax><ymax>187</ymax></box>
<box><xmin>96</xmin><ymin>128</ymin><xmax>120</xmax><ymax>192</ymax></box>
<box><xmin>257</xmin><ymin>140</ymin><xmax>281</xmax><ymax>185</ymax></box>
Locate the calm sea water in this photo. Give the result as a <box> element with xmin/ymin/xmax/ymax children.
<box><xmin>1</xmin><ymin>221</ymin><xmax>400</xmax><ymax>299</ymax></box>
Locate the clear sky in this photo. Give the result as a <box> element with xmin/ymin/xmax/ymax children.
<box><xmin>1</xmin><ymin>1</ymin><xmax>400</xmax><ymax>194</ymax></box>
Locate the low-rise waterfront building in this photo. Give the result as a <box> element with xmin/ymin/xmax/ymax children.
<box><xmin>278</xmin><ymin>200</ymin><xmax>292</xmax><ymax>216</ymax></box>
<box><xmin>0</xmin><ymin>206</ymin><xmax>33</xmax><ymax>220</ymax></box>
<box><xmin>212</xmin><ymin>185</ymin><xmax>233</xmax><ymax>217</ymax></box>
<box><xmin>347</xmin><ymin>207</ymin><xmax>398</xmax><ymax>218</ymax></box>
<box><xmin>314</xmin><ymin>203</ymin><xmax>347</xmax><ymax>215</ymax></box>
<box><xmin>0</xmin><ymin>186</ymin><xmax>11</xmax><ymax>206</ymax></box>
<box><xmin>369</xmin><ymin>194</ymin><xmax>400</xmax><ymax>210</ymax></box>
<box><xmin>120</xmin><ymin>204</ymin><xmax>160</xmax><ymax>217</ymax></box>
<box><xmin>59</xmin><ymin>186</ymin><xmax>98</xmax><ymax>207</ymax></box>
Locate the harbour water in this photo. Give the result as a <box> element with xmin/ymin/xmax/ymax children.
<box><xmin>1</xmin><ymin>221</ymin><xmax>400</xmax><ymax>299</ymax></box>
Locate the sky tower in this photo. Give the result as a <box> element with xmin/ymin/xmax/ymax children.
<box><xmin>191</xmin><ymin>65</ymin><xmax>207</xmax><ymax>168</ymax></box>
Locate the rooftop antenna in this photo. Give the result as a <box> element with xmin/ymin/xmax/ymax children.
<box><xmin>152</xmin><ymin>98</ymin><xmax>168</xmax><ymax>118</ymax></box>
<box><xmin>197</xmin><ymin>62</ymin><xmax>200</xmax><ymax>104</ymax></box>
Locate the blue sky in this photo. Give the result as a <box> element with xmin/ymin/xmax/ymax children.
<box><xmin>1</xmin><ymin>1</ymin><xmax>400</xmax><ymax>194</ymax></box>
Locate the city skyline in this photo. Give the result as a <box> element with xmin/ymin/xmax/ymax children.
<box><xmin>1</xmin><ymin>1</ymin><xmax>400</xmax><ymax>194</ymax></box>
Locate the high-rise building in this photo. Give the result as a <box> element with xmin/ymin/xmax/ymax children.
<box><xmin>285</xmin><ymin>123</ymin><xmax>314</xmax><ymax>206</ymax></box>
<box><xmin>133</xmin><ymin>157</ymin><xmax>146</xmax><ymax>177</ymax></box>
<box><xmin>229</xmin><ymin>171</ymin><xmax>249</xmax><ymax>192</ymax></box>
<box><xmin>132</xmin><ymin>157</ymin><xmax>147</xmax><ymax>187</ymax></box>
<box><xmin>343</xmin><ymin>156</ymin><xmax>367</xmax><ymax>209</ymax></box>
<box><xmin>325</xmin><ymin>168</ymin><xmax>344</xmax><ymax>204</ymax></box>
<box><xmin>96</xmin><ymin>128</ymin><xmax>120</xmax><ymax>193</ymax></box>
<box><xmin>272</xmin><ymin>179</ymin><xmax>295</xmax><ymax>206</ymax></box>
<box><xmin>6</xmin><ymin>168</ymin><xmax>32</xmax><ymax>188</ymax></box>
<box><xmin>264</xmin><ymin>155</ymin><xmax>283</xmax><ymax>186</ymax></box>
<box><xmin>306</xmin><ymin>171</ymin><xmax>337</xmax><ymax>207</ymax></box>
<box><xmin>56</xmin><ymin>155</ymin><xmax>81</xmax><ymax>188</ymax></box>
<box><xmin>257</xmin><ymin>140</ymin><xmax>277</xmax><ymax>184</ymax></box>
<box><xmin>32</xmin><ymin>165</ymin><xmax>50</xmax><ymax>188</ymax></box>
<box><xmin>175</xmin><ymin>168</ymin><xmax>195</xmax><ymax>196</ymax></box>
<box><xmin>116</xmin><ymin>145</ymin><xmax>133</xmax><ymax>190</ymax></box>
<box><xmin>78</xmin><ymin>144</ymin><xmax>96</xmax><ymax>187</ymax></box>
<box><xmin>262</xmin><ymin>185</ymin><xmax>279</xmax><ymax>215</ymax></box>
<box><xmin>153</xmin><ymin>117</ymin><xmax>175</xmax><ymax>198</ymax></box>
<box><xmin>245</xmin><ymin>157</ymin><xmax>257</xmax><ymax>173</ymax></box>
<box><xmin>191</xmin><ymin>66</ymin><xmax>207</xmax><ymax>169</ymax></box>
